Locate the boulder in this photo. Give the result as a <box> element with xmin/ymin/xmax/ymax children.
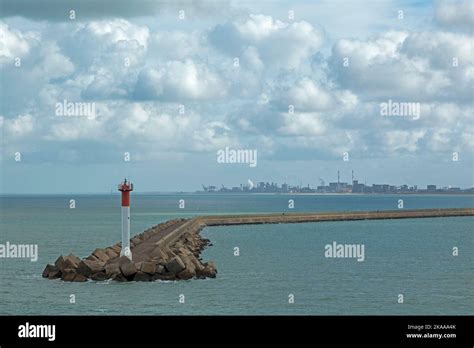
<box><xmin>155</xmin><ymin>264</ymin><xmax>166</xmax><ymax>274</ymax></box>
<box><xmin>112</xmin><ymin>273</ymin><xmax>127</xmax><ymax>282</ymax></box>
<box><xmin>77</xmin><ymin>260</ymin><xmax>105</xmax><ymax>277</ymax></box>
<box><xmin>184</xmin><ymin>257</ymin><xmax>196</xmax><ymax>274</ymax></box>
<box><xmin>131</xmin><ymin>236</ymin><xmax>141</xmax><ymax>246</ymax></box>
<box><xmin>197</xmin><ymin>261</ymin><xmax>217</xmax><ymax>279</ymax></box>
<box><xmin>55</xmin><ymin>254</ymin><xmax>80</xmax><ymax>272</ymax></box>
<box><xmin>73</xmin><ymin>274</ymin><xmax>88</xmax><ymax>282</ymax></box>
<box><xmin>165</xmin><ymin>256</ymin><xmax>185</xmax><ymax>275</ymax></box>
<box><xmin>177</xmin><ymin>268</ymin><xmax>194</xmax><ymax>280</ymax></box>
<box><xmin>105</xmin><ymin>263</ymin><xmax>121</xmax><ymax>278</ymax></box>
<box><xmin>66</xmin><ymin>254</ymin><xmax>81</xmax><ymax>268</ymax></box>
<box><xmin>92</xmin><ymin>248</ymin><xmax>110</xmax><ymax>263</ymax></box>
<box><xmin>150</xmin><ymin>247</ymin><xmax>168</xmax><ymax>261</ymax></box>
<box><xmin>61</xmin><ymin>268</ymin><xmax>76</xmax><ymax>282</ymax></box>
<box><xmin>206</xmin><ymin>261</ymin><xmax>217</xmax><ymax>270</ymax></box>
<box><xmin>188</xmin><ymin>254</ymin><xmax>205</xmax><ymax>272</ymax></box>
<box><xmin>178</xmin><ymin>247</ymin><xmax>192</xmax><ymax>256</ymax></box>
<box><xmin>187</xmin><ymin>239</ymin><xmax>198</xmax><ymax>249</ymax></box>
<box><xmin>90</xmin><ymin>272</ymin><xmax>107</xmax><ymax>281</ymax></box>
<box><xmin>110</xmin><ymin>244</ymin><xmax>121</xmax><ymax>254</ymax></box>
<box><xmin>134</xmin><ymin>262</ymin><xmax>143</xmax><ymax>271</ymax></box>
<box><xmin>162</xmin><ymin>246</ymin><xmax>172</xmax><ymax>257</ymax></box>
<box><xmin>119</xmin><ymin>256</ymin><xmax>137</xmax><ymax>278</ymax></box>
<box><xmin>85</xmin><ymin>254</ymin><xmax>100</xmax><ymax>262</ymax></box>
<box><xmin>134</xmin><ymin>272</ymin><xmax>151</xmax><ymax>281</ymax></box>
<box><xmin>167</xmin><ymin>250</ymin><xmax>177</xmax><ymax>259</ymax></box>
<box><xmin>105</xmin><ymin>248</ymin><xmax>118</xmax><ymax>260</ymax></box>
<box><xmin>48</xmin><ymin>269</ymin><xmax>61</xmax><ymax>279</ymax></box>
<box><xmin>176</xmin><ymin>255</ymin><xmax>196</xmax><ymax>280</ymax></box>
<box><xmin>42</xmin><ymin>264</ymin><xmax>58</xmax><ymax>278</ymax></box>
<box><xmin>140</xmin><ymin>262</ymin><xmax>156</xmax><ymax>275</ymax></box>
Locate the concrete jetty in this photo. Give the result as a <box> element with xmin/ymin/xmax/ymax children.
<box><xmin>43</xmin><ymin>208</ymin><xmax>474</xmax><ymax>282</ymax></box>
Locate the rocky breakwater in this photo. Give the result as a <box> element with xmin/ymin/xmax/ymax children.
<box><xmin>43</xmin><ymin>208</ymin><xmax>473</xmax><ymax>282</ymax></box>
<box><xmin>42</xmin><ymin>218</ymin><xmax>217</xmax><ymax>282</ymax></box>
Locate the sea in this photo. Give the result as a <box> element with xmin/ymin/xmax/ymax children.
<box><xmin>0</xmin><ymin>193</ymin><xmax>472</xmax><ymax>315</ymax></box>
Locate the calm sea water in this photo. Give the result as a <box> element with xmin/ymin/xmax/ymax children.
<box><xmin>0</xmin><ymin>194</ymin><xmax>472</xmax><ymax>315</ymax></box>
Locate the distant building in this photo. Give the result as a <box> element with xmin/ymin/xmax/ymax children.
<box><xmin>328</xmin><ymin>182</ymin><xmax>349</xmax><ymax>192</ymax></box>
<box><xmin>373</xmin><ymin>184</ymin><xmax>390</xmax><ymax>193</ymax></box>
<box><xmin>352</xmin><ymin>180</ymin><xmax>365</xmax><ymax>193</ymax></box>
<box><xmin>427</xmin><ymin>185</ymin><xmax>437</xmax><ymax>192</ymax></box>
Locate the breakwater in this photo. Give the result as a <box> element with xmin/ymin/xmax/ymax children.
<box><xmin>42</xmin><ymin>208</ymin><xmax>474</xmax><ymax>282</ymax></box>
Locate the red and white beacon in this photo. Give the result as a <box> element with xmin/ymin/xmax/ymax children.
<box><xmin>118</xmin><ymin>179</ymin><xmax>134</xmax><ymax>260</ymax></box>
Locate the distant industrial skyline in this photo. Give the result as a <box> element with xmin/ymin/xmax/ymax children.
<box><xmin>199</xmin><ymin>181</ymin><xmax>473</xmax><ymax>195</ymax></box>
<box><xmin>199</xmin><ymin>169</ymin><xmax>474</xmax><ymax>194</ymax></box>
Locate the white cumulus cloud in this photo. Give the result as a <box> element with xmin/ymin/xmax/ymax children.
<box><xmin>210</xmin><ymin>14</ymin><xmax>323</xmax><ymax>69</ymax></box>
<box><xmin>134</xmin><ymin>60</ymin><xmax>228</xmax><ymax>100</ymax></box>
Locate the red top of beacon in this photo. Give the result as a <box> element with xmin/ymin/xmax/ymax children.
<box><xmin>118</xmin><ymin>179</ymin><xmax>133</xmax><ymax>206</ymax></box>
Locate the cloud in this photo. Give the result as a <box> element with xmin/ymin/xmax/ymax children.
<box><xmin>286</xmin><ymin>78</ymin><xmax>334</xmax><ymax>111</ymax></box>
<box><xmin>0</xmin><ymin>22</ymin><xmax>37</xmax><ymax>63</ymax></box>
<box><xmin>0</xmin><ymin>23</ymin><xmax>75</xmax><ymax>115</ymax></box>
<box><xmin>278</xmin><ymin>112</ymin><xmax>326</xmax><ymax>136</ymax></box>
<box><xmin>46</xmin><ymin>102</ymin><xmax>237</xmax><ymax>153</ymax></box>
<box><xmin>56</xmin><ymin>19</ymin><xmax>150</xmax><ymax>100</ymax></box>
<box><xmin>275</xmin><ymin>77</ymin><xmax>358</xmax><ymax>112</ymax></box>
<box><xmin>149</xmin><ymin>30</ymin><xmax>204</xmax><ymax>61</ymax></box>
<box><xmin>134</xmin><ymin>59</ymin><xmax>228</xmax><ymax>100</ymax></box>
<box><xmin>435</xmin><ymin>0</ymin><xmax>474</xmax><ymax>32</ymax></box>
<box><xmin>209</xmin><ymin>14</ymin><xmax>323</xmax><ymax>69</ymax></box>
<box><xmin>47</xmin><ymin>116</ymin><xmax>103</xmax><ymax>141</ymax></box>
<box><xmin>382</xmin><ymin>130</ymin><xmax>426</xmax><ymax>153</ymax></box>
<box><xmin>2</xmin><ymin>113</ymin><xmax>34</xmax><ymax>137</ymax></box>
<box><xmin>62</xmin><ymin>19</ymin><xmax>149</xmax><ymax>67</ymax></box>
<box><xmin>329</xmin><ymin>30</ymin><xmax>474</xmax><ymax>103</ymax></box>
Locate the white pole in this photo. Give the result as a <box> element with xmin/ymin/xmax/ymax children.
<box><xmin>121</xmin><ymin>206</ymin><xmax>132</xmax><ymax>260</ymax></box>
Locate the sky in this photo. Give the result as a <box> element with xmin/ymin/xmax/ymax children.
<box><xmin>0</xmin><ymin>0</ymin><xmax>473</xmax><ymax>194</ymax></box>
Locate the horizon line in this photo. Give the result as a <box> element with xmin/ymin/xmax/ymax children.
<box><xmin>1</xmin><ymin>191</ymin><xmax>474</xmax><ymax>196</ymax></box>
